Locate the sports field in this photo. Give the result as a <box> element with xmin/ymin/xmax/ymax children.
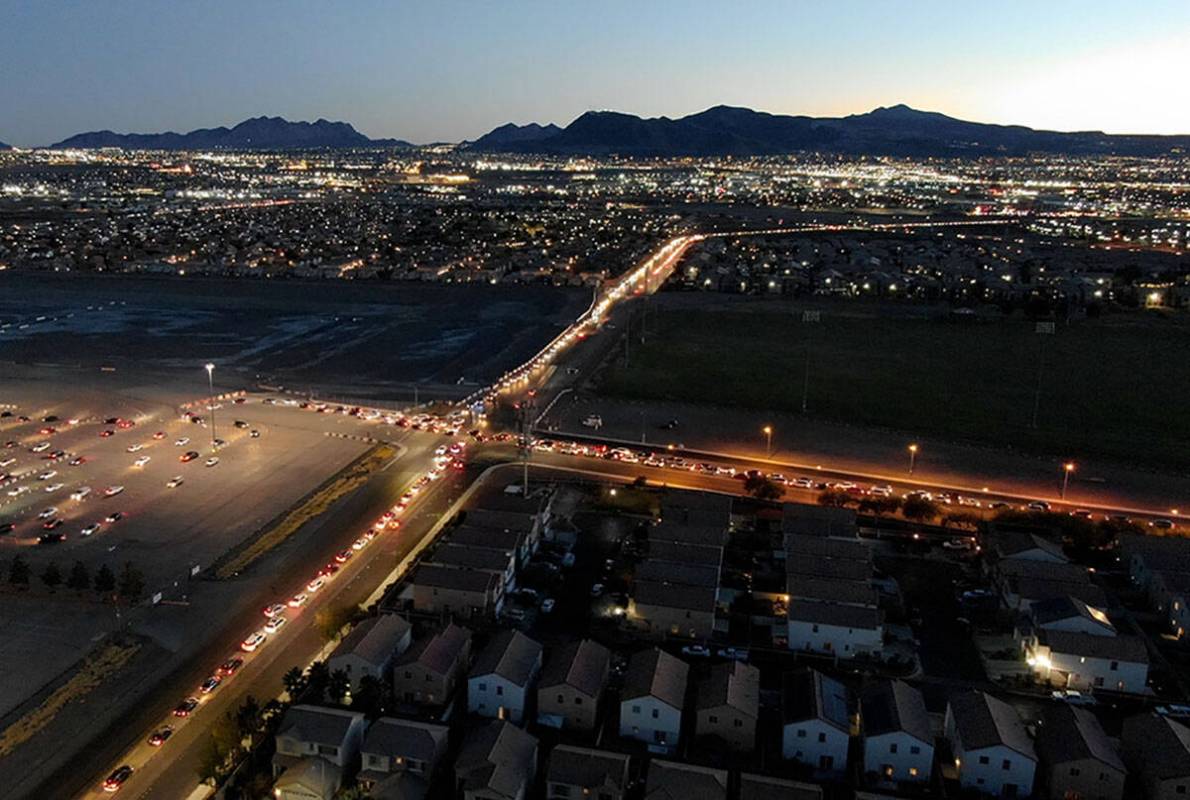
<box><xmin>598</xmin><ymin>304</ymin><xmax>1190</xmax><ymax>468</ymax></box>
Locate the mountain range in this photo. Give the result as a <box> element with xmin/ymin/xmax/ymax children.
<box><xmin>49</xmin><ymin>116</ymin><xmax>412</xmax><ymax>150</ymax></box>
<box><xmin>466</xmin><ymin>104</ymin><xmax>1190</xmax><ymax>158</ymax></box>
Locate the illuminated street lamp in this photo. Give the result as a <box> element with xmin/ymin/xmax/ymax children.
<box><xmin>204</xmin><ymin>363</ymin><xmax>217</xmax><ymax>450</ymax></box>
<box><xmin>763</xmin><ymin>425</ymin><xmax>773</xmax><ymax>457</ymax></box>
<box><xmin>1061</xmin><ymin>461</ymin><xmax>1075</xmax><ymax>499</ymax></box>
<box><xmin>908</xmin><ymin>443</ymin><xmax>918</xmax><ymax>474</ymax></box>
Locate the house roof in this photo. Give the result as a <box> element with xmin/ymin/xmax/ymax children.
<box><xmin>787</xmin><ymin>599</ymin><xmax>883</xmax><ymax>629</ymax></box>
<box><xmin>469</xmin><ymin>629</ymin><xmax>543</xmax><ymax>686</ymax></box>
<box><xmin>622</xmin><ymin>647</ymin><xmax>689</xmax><ymax>709</ymax></box>
<box><xmin>427</xmin><ymin>543</ymin><xmax>513</xmax><ymax>573</ymax></box>
<box><xmin>1038</xmin><ymin>629</ymin><xmax>1149</xmax><ymax>663</ymax></box>
<box><xmin>1008</xmin><ymin>576</ymin><xmax>1108</xmax><ymax>608</ymax></box>
<box><xmin>786</xmin><ymin>556</ymin><xmax>872</xmax><ymax>582</ymax></box>
<box><xmin>786</xmin><ymin>534</ymin><xmax>872</xmax><ymax>562</ymax></box>
<box><xmin>547</xmin><ymin>745</ymin><xmax>630</xmax><ymax>792</ymax></box>
<box><xmin>698</xmin><ymin>661</ymin><xmax>760</xmax><ymax>717</ymax></box>
<box><xmin>463</xmin><ymin>508</ymin><xmax>538</xmax><ymax>534</ymax></box>
<box><xmin>1030</xmin><ymin>595</ymin><xmax>1115</xmax><ymax>634</ymax></box>
<box><xmin>331</xmin><ymin>614</ymin><xmax>410</xmax><ymax>667</ymax></box>
<box><xmin>1036</xmin><ymin>705</ymin><xmax>1124</xmax><ymax>773</ymax></box>
<box><xmin>274</xmin><ymin>757</ymin><xmax>341</xmax><ymax>796</ymax></box>
<box><xmin>410</xmin><ymin>563</ymin><xmax>498</xmax><ymax>594</ymax></box>
<box><xmin>645</xmin><ymin>759</ymin><xmax>728</xmax><ymax>800</ymax></box>
<box><xmin>276</xmin><ymin>704</ymin><xmax>363</xmax><ymax>749</ymax></box>
<box><xmin>651</xmin><ymin>519</ymin><xmax>730</xmax><ymax>548</ymax></box>
<box><xmin>1123</xmin><ymin>713</ymin><xmax>1190</xmax><ymax>780</ymax></box>
<box><xmin>634</xmin><ymin>580</ymin><xmax>717</xmax><ymax>613</ymax></box>
<box><xmin>395</xmin><ymin>623</ymin><xmax>471</xmax><ymax>676</ymax></box>
<box><xmin>996</xmin><ymin>559</ymin><xmax>1090</xmax><ymax>583</ymax></box>
<box><xmin>781</xmin><ymin>503</ymin><xmax>858</xmax><ymax>539</ymax></box>
<box><xmin>539</xmin><ymin>639</ymin><xmax>610</xmax><ymax>698</ymax></box>
<box><xmin>362</xmin><ymin>717</ymin><xmax>448</xmax><ymax>764</ymax></box>
<box><xmin>637</xmin><ymin>559</ymin><xmax>720</xmax><ymax>587</ymax></box>
<box><xmin>648</xmin><ymin>540</ymin><xmax>723</xmax><ymax>567</ymax></box>
<box><xmin>738</xmin><ymin>773</ymin><xmax>823</xmax><ymax>800</ymax></box>
<box><xmin>446</xmin><ymin>524</ymin><xmax>525</xmax><ymax>553</ymax></box>
<box><xmin>660</xmin><ymin>489</ymin><xmax>733</xmax><ymax>526</ymax></box>
<box><xmin>782</xmin><ymin>668</ymin><xmax>851</xmax><ymax>731</ymax></box>
<box><xmin>787</xmin><ymin>576</ymin><xmax>877</xmax><ymax>607</ymax></box>
<box><xmin>990</xmin><ymin>529</ymin><xmax>1068</xmax><ymax>562</ymax></box>
<box><xmin>947</xmin><ymin>691</ymin><xmax>1035</xmax><ymax>759</ymax></box>
<box><xmin>455</xmin><ymin>720</ymin><xmax>538</xmax><ymax>800</ymax></box>
<box><xmin>370</xmin><ymin>771</ymin><xmax>428</xmax><ymax>800</ymax></box>
<box><xmin>1122</xmin><ymin>533</ymin><xmax>1190</xmax><ymax>575</ymax></box>
<box><xmin>861</xmin><ymin>680</ymin><xmax>931</xmax><ymax>743</ymax></box>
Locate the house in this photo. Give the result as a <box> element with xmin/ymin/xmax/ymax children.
<box><xmin>787</xmin><ymin>599</ymin><xmax>884</xmax><ymax>656</ymax></box>
<box><xmin>651</xmin><ymin>519</ymin><xmax>731</xmax><ymax>549</ymax></box>
<box><xmin>464</xmin><ymin>507</ymin><xmax>542</xmax><ymax>558</ymax></box>
<box><xmin>537</xmin><ymin>638</ymin><xmax>611</xmax><ymax>732</ymax></box>
<box><xmin>620</xmin><ymin>647</ymin><xmax>689</xmax><ymax>753</ymax></box>
<box><xmin>738</xmin><ymin>773</ymin><xmax>824</xmax><ymax>800</ymax></box>
<box><xmin>860</xmin><ymin>680</ymin><xmax>934</xmax><ymax>786</ymax></box>
<box><xmin>645</xmin><ymin>759</ymin><xmax>728</xmax><ymax>800</ymax></box>
<box><xmin>409</xmin><ymin>564</ymin><xmax>503</xmax><ymax>619</ymax></box>
<box><xmin>273</xmin><ymin>705</ymin><xmax>367</xmax><ymax>796</ymax></box>
<box><xmin>988</xmin><ymin>528</ymin><xmax>1069</xmax><ymax>564</ymax></box>
<box><xmin>630</xmin><ymin>580</ymin><xmax>718</xmax><ymax>640</ymax></box>
<box><xmin>274</xmin><ymin>757</ymin><xmax>342</xmax><ymax>800</ymax></box>
<box><xmin>1035</xmin><ymin>705</ymin><xmax>1126</xmax><ymax>800</ymax></box>
<box><xmin>660</xmin><ymin>489</ymin><xmax>733</xmax><ymax>529</ymax></box>
<box><xmin>393</xmin><ymin>623</ymin><xmax>472</xmax><ymax>708</ymax></box>
<box><xmin>944</xmin><ymin>691</ymin><xmax>1037</xmax><ymax>798</ymax></box>
<box><xmin>428</xmin><ymin>543</ymin><xmax>517</xmax><ymax>594</ymax></box>
<box><xmin>786</xmin><ymin>556</ymin><xmax>873</xmax><ymax>582</ymax></box>
<box><xmin>467</xmin><ymin>630</ymin><xmax>543</xmax><ymax>723</ymax></box>
<box><xmin>328</xmin><ymin>614</ymin><xmax>412</xmax><ymax>693</ymax></box>
<box><xmin>787</xmin><ymin>575</ymin><xmax>878</xmax><ymax>608</ymax></box>
<box><xmin>786</xmin><ymin>535</ymin><xmax>872</xmax><ymax>564</ymax></box>
<box><xmin>647</xmin><ymin>539</ymin><xmax>724</xmax><ymax>568</ymax></box>
<box><xmin>1027</xmin><ymin>596</ymin><xmax>1116</xmax><ymax>637</ymax></box>
<box><xmin>782</xmin><ymin>503</ymin><xmax>858</xmax><ymax>540</ymax></box>
<box><xmin>455</xmin><ymin>720</ymin><xmax>539</xmax><ymax>800</ymax></box>
<box><xmin>546</xmin><ymin>745</ymin><xmax>631</xmax><ymax>800</ymax></box>
<box><xmin>357</xmin><ymin>717</ymin><xmax>449</xmax><ymax>793</ymax></box>
<box><xmin>1122</xmin><ymin>713</ymin><xmax>1190</xmax><ymax>800</ymax></box>
<box><xmin>636</xmin><ymin>559</ymin><xmax>720</xmax><ymax>588</ymax></box>
<box><xmin>696</xmin><ymin>661</ymin><xmax>760</xmax><ymax>751</ymax></box>
<box><xmin>1024</xmin><ymin>630</ymin><xmax>1149</xmax><ymax>694</ymax></box>
<box><xmin>1121</xmin><ymin>535</ymin><xmax>1190</xmax><ymax>639</ymax></box>
<box><xmin>781</xmin><ymin>668</ymin><xmax>853</xmax><ymax>776</ymax></box>
<box><xmin>994</xmin><ymin>560</ymin><xmax>1100</xmax><ymax>611</ymax></box>
<box><xmin>448</xmin><ymin>524</ymin><xmax>532</xmax><ymax>568</ymax></box>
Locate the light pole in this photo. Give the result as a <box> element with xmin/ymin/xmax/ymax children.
<box><xmin>1061</xmin><ymin>461</ymin><xmax>1075</xmax><ymax>499</ymax></box>
<box><xmin>763</xmin><ymin>425</ymin><xmax>773</xmax><ymax>457</ymax></box>
<box><xmin>204</xmin><ymin>363</ymin><xmax>217</xmax><ymax>450</ymax></box>
<box><xmin>908</xmin><ymin>443</ymin><xmax>918</xmax><ymax>474</ymax></box>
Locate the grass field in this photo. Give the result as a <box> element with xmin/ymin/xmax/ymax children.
<box><xmin>598</xmin><ymin>306</ymin><xmax>1190</xmax><ymax>468</ymax></box>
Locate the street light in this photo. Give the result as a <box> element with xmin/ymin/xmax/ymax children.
<box><xmin>204</xmin><ymin>363</ymin><xmax>217</xmax><ymax>450</ymax></box>
<box><xmin>763</xmin><ymin>425</ymin><xmax>773</xmax><ymax>457</ymax></box>
<box><xmin>908</xmin><ymin>443</ymin><xmax>918</xmax><ymax>474</ymax></box>
<box><xmin>1061</xmin><ymin>462</ymin><xmax>1075</xmax><ymax>499</ymax></box>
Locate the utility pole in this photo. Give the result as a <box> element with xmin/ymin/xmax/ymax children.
<box><xmin>800</xmin><ymin>310</ymin><xmax>820</xmax><ymax>413</ymax></box>
<box><xmin>517</xmin><ymin>391</ymin><xmax>536</xmax><ymax>496</ymax></box>
<box><xmin>204</xmin><ymin>363</ymin><xmax>217</xmax><ymax>449</ymax></box>
<box><xmin>1032</xmin><ymin>321</ymin><xmax>1055</xmax><ymax>429</ymax></box>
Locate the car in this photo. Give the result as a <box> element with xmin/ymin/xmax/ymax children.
<box><xmin>791</xmin><ymin>477</ymin><xmax>815</xmax><ymax>489</ymax></box>
<box><xmin>717</xmin><ymin>647</ymin><xmax>750</xmax><ymax>662</ymax></box>
<box><xmin>70</xmin><ymin>486</ymin><xmax>92</xmax><ymax>501</ymax></box>
<box><xmin>179</xmin><ymin>451</ymin><xmax>199</xmax><ymax>463</ymax></box>
<box><xmin>213</xmin><ymin>438</ymin><xmax>225</xmax><ymax>448</ymax></box>
<box><xmin>30</xmin><ymin>442</ymin><xmax>51</xmax><ymax>453</ymax></box>
<box><xmin>321</xmin><ymin>562</ymin><xmax>341</xmax><ymax>576</ymax></box>
<box><xmin>218</xmin><ymin>657</ymin><xmax>243</xmax><ymax>675</ymax></box>
<box><xmin>104</xmin><ymin>485</ymin><xmax>124</xmax><ymax>497</ymax></box>
<box><xmin>1071</xmin><ymin>508</ymin><xmax>1093</xmax><ymax>519</ymax></box>
<box><xmin>126</xmin><ymin>444</ymin><xmax>143</xmax><ymax>453</ymax></box>
<box><xmin>1151</xmin><ymin>518</ymin><xmax>1176</xmax><ymax>530</ymax></box>
<box><xmin>99</xmin><ymin>430</ymin><xmax>115</xmax><ymax>438</ymax></box>
<box><xmin>0</xmin><ymin>522</ymin><xmax>15</xmax><ymax>535</ymax></box>
<box><xmin>166</xmin><ymin>476</ymin><xmax>184</xmax><ymax>488</ymax></box>
<box><xmin>69</xmin><ymin>456</ymin><xmax>86</xmax><ymax>466</ymax></box>
<box><xmin>1027</xmin><ymin>501</ymin><xmax>1051</xmax><ymax>512</ymax></box>
<box><xmin>200</xmin><ymin>675</ymin><xmax>222</xmax><ymax>694</ymax></box>
<box><xmin>240</xmin><ymin>632</ymin><xmax>267</xmax><ymax>652</ymax></box>
<box><xmin>1156</xmin><ymin>704</ymin><xmax>1190</xmax><ymax>718</ymax></box>
<box><xmin>335</xmin><ymin>549</ymin><xmax>353</xmax><ymax>563</ymax></box>
<box><xmin>147</xmin><ymin>727</ymin><xmax>173</xmax><ymax>746</ymax></box>
<box><xmin>352</xmin><ymin>537</ymin><xmax>368</xmax><ymax>551</ymax></box>
<box><xmin>205</xmin><ymin>457</ymin><xmax>219</xmax><ymax>467</ymax></box>
<box><xmin>306</xmin><ymin>577</ymin><xmax>326</xmax><ymax>593</ymax></box>
<box><xmin>590</xmin><ymin>583</ymin><xmax>604</xmax><ymax>597</ymax></box>
<box><xmin>250</xmin><ymin>429</ymin><xmax>261</xmax><ymax>438</ymax></box>
<box><xmin>105</xmin><ymin>511</ymin><xmax>124</xmax><ymax>523</ymax></box>
<box><xmin>37</xmin><ymin>470</ymin><xmax>57</xmax><ymax>481</ymax></box>
<box><xmin>2</xmin><ymin>441</ymin><xmax>16</xmax><ymax>449</ymax></box>
<box><xmin>152</xmin><ymin>431</ymin><xmax>166</xmax><ymax>440</ymax></box>
<box><xmin>943</xmin><ymin>538</ymin><xmax>974</xmax><ymax>550</ymax></box>
<box><xmin>103</xmin><ymin>765</ymin><xmax>133</xmax><ymax>792</ymax></box>
<box><xmin>81</xmin><ymin>522</ymin><xmax>101</xmax><ymax>537</ymax></box>
<box><xmin>540</xmin><ymin>598</ymin><xmax>556</xmax><ymax>614</ymax></box>
<box><xmin>263</xmin><ymin>603</ymin><xmax>286</xmax><ymax>618</ymax></box>
<box><xmin>43</xmin><ymin>483</ymin><xmax>64</xmax><ymax>492</ymax></box>
<box><xmin>117</xmin><ymin>419</ymin><xmax>135</xmax><ymax>429</ymax></box>
<box><xmin>234</xmin><ymin>420</ymin><xmax>249</xmax><ymax>429</ymax></box>
<box><xmin>173</xmin><ymin>697</ymin><xmax>199</xmax><ymax>716</ymax></box>
<box><xmin>39</xmin><ymin>427</ymin><xmax>56</xmax><ymax>435</ymax></box>
<box><xmin>288</xmin><ymin>593</ymin><xmax>308</xmax><ymax>608</ymax></box>
<box><xmin>0</xmin><ymin>458</ymin><xmax>15</xmax><ymax>468</ymax></box>
<box><xmin>38</xmin><ymin>531</ymin><xmax>66</xmax><ymax>543</ymax></box>
<box><xmin>1051</xmin><ymin>690</ymin><xmax>1096</xmax><ymax>706</ymax></box>
<box><xmin>174</xmin><ymin>437</ymin><xmax>190</xmax><ymax>446</ymax></box>
<box><xmin>681</xmin><ymin>644</ymin><xmax>712</xmax><ymax>657</ymax></box>
<box><xmin>133</xmin><ymin>455</ymin><xmax>150</xmax><ymax>467</ymax></box>
<box><xmin>265</xmin><ymin>615</ymin><xmax>287</xmax><ymax>633</ymax></box>
<box><xmin>103</xmin><ymin>417</ymin><xmax>120</xmax><ymax>426</ymax></box>
<box><xmin>7</xmin><ymin>485</ymin><xmax>29</xmax><ymax>497</ymax></box>
<box><xmin>38</xmin><ymin>506</ymin><xmax>59</xmax><ymax>519</ymax></box>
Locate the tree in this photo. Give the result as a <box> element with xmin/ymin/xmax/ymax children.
<box><xmin>118</xmin><ymin>562</ymin><xmax>145</xmax><ymax>602</ymax></box>
<box><xmin>236</xmin><ymin>695</ymin><xmax>261</xmax><ymax>742</ymax></box>
<box><xmin>352</xmin><ymin>675</ymin><xmax>388</xmax><ymax>720</ymax></box>
<box><xmin>40</xmin><ymin>562</ymin><xmax>62</xmax><ymax>590</ymax></box>
<box><xmin>327</xmin><ymin>669</ymin><xmax>350</xmax><ymax>704</ymax></box>
<box><xmin>94</xmin><ymin>564</ymin><xmax>116</xmax><ymax>593</ymax></box>
<box><xmin>859</xmin><ymin>497</ymin><xmax>902</xmax><ymax>516</ymax></box>
<box><xmin>305</xmin><ymin>661</ymin><xmax>330</xmax><ymax>703</ymax></box>
<box><xmin>195</xmin><ymin>735</ymin><xmax>225</xmax><ymax>787</ymax></box>
<box><xmin>8</xmin><ymin>555</ymin><xmax>30</xmax><ymax>587</ymax></box>
<box><xmin>315</xmin><ymin>604</ymin><xmax>358</xmax><ymax>643</ymax></box>
<box><xmin>744</xmin><ymin>474</ymin><xmax>784</xmax><ymax>501</ymax></box>
<box><xmin>66</xmin><ymin>561</ymin><xmax>90</xmax><ymax>591</ymax></box>
<box><xmin>817</xmin><ymin>488</ymin><xmax>854</xmax><ymax>508</ymax></box>
<box><xmin>282</xmin><ymin>667</ymin><xmax>308</xmax><ymax>701</ymax></box>
<box><xmin>902</xmin><ymin>496</ymin><xmax>940</xmax><ymax>523</ymax></box>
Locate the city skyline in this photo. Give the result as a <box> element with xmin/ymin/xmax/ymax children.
<box><xmin>2</xmin><ymin>0</ymin><xmax>1189</xmax><ymax>146</ymax></box>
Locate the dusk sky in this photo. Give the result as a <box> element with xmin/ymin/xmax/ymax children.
<box><xmin>2</xmin><ymin>0</ymin><xmax>1188</xmax><ymax>147</ymax></box>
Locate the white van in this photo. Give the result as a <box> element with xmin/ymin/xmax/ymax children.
<box><xmin>71</xmin><ymin>486</ymin><xmax>93</xmax><ymax>501</ymax></box>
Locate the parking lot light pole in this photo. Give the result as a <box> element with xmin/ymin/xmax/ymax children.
<box><xmin>204</xmin><ymin>363</ymin><xmax>217</xmax><ymax>450</ymax></box>
<box><xmin>908</xmin><ymin>443</ymin><xmax>918</xmax><ymax>474</ymax></box>
<box><xmin>1062</xmin><ymin>461</ymin><xmax>1075</xmax><ymax>499</ymax></box>
<box><xmin>763</xmin><ymin>425</ymin><xmax>773</xmax><ymax>457</ymax></box>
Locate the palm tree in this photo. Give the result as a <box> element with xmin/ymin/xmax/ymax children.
<box><xmin>282</xmin><ymin>667</ymin><xmax>307</xmax><ymax>701</ymax></box>
<box><xmin>327</xmin><ymin>669</ymin><xmax>350</xmax><ymax>704</ymax></box>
